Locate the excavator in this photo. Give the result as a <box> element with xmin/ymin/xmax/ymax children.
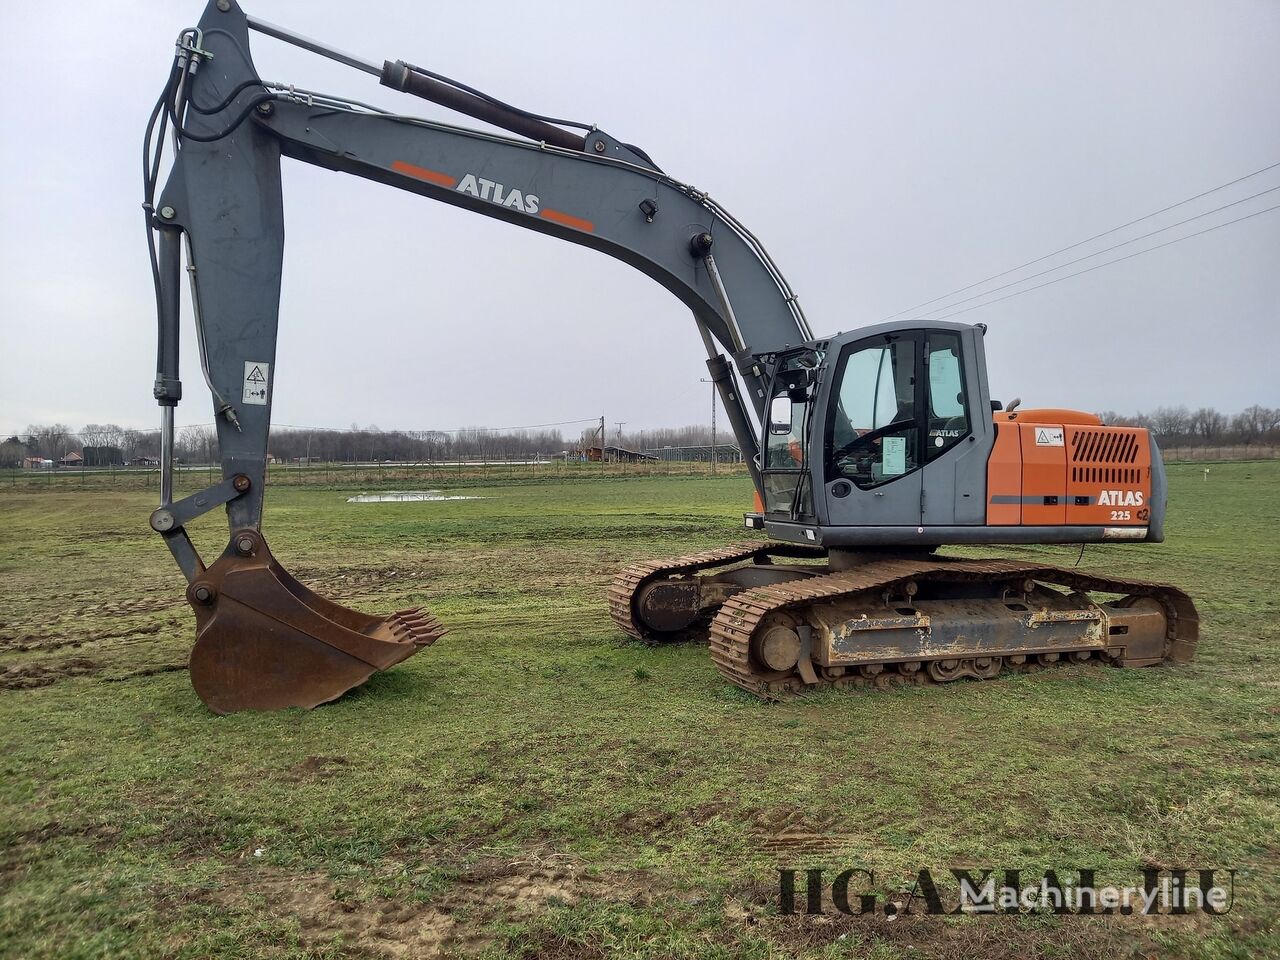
<box><xmin>146</xmin><ymin>1</ymin><xmax>1197</xmax><ymax>714</ymax></box>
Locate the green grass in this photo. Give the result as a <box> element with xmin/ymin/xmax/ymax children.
<box><xmin>1</xmin><ymin>463</ymin><xmax>1277</xmax><ymax>958</ymax></box>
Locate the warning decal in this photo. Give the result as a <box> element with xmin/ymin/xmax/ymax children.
<box><xmin>243</xmin><ymin>361</ymin><xmax>269</xmax><ymax>406</ymax></box>
<box><xmin>1034</xmin><ymin>426</ymin><xmax>1064</xmax><ymax>447</ymax></box>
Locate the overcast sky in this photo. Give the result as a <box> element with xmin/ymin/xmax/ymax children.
<box><xmin>1</xmin><ymin>0</ymin><xmax>1277</xmax><ymax>438</ymax></box>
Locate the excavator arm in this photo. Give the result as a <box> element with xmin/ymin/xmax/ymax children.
<box><xmin>146</xmin><ymin>1</ymin><xmax>812</xmax><ymax>712</ymax></box>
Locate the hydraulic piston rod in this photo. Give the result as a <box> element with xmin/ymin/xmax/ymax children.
<box><xmin>244</xmin><ymin>14</ymin><xmax>587</xmax><ymax>151</ymax></box>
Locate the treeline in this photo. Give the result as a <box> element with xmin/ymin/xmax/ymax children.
<box><xmin>0</xmin><ymin>422</ymin><xmax>571</xmax><ymax>466</ymax></box>
<box><xmin>2</xmin><ymin>423</ymin><xmax>162</xmax><ymax>465</ymax></box>
<box><xmin>1094</xmin><ymin>405</ymin><xmax>1280</xmax><ymax>447</ymax></box>
<box><xmin>612</xmin><ymin>409</ymin><xmax>1280</xmax><ymax>452</ymax></box>
<box><xmin>265</xmin><ymin>426</ymin><xmax>569</xmax><ymax>462</ymax></box>
<box><xmin>4</xmin><ymin>405</ymin><xmax>1277</xmax><ymax>468</ymax></box>
<box><xmin>2</xmin><ymin>422</ymin><xmax>728</xmax><ymax>468</ymax></box>
<box><xmin>584</xmin><ymin>424</ymin><xmax>725</xmax><ymax>451</ymax></box>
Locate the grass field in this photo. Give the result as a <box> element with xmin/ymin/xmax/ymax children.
<box><xmin>1</xmin><ymin>463</ymin><xmax>1277</xmax><ymax>959</ymax></box>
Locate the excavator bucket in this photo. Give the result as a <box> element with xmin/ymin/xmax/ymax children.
<box><xmin>185</xmin><ymin>529</ymin><xmax>445</xmax><ymax>714</ymax></box>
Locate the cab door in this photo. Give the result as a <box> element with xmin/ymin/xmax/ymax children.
<box><xmin>759</xmin><ymin>352</ymin><xmax>821</xmax><ymax>521</ymax></box>
<box><xmin>820</xmin><ymin>331</ymin><xmax>925</xmax><ymax>526</ymax></box>
<box><xmin>918</xmin><ymin>327</ymin><xmax>995</xmax><ymax>526</ymax></box>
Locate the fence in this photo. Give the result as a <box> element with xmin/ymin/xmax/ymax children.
<box><xmin>1161</xmin><ymin>445</ymin><xmax>1279</xmax><ymax>462</ymax></box>
<box><xmin>647</xmin><ymin>443</ymin><xmax>742</xmax><ymax>463</ymax></box>
<box><xmin>0</xmin><ymin>456</ymin><xmax>749</xmax><ymax>494</ymax></box>
<box><xmin>6</xmin><ymin>443</ymin><xmax>1275</xmax><ymax>494</ymax></box>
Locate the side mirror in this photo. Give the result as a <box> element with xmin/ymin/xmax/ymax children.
<box><xmin>769</xmin><ymin>395</ymin><xmax>793</xmax><ymax>435</ymax></box>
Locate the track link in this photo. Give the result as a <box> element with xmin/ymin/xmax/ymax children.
<box><xmin>708</xmin><ymin>557</ymin><xmax>1198</xmax><ymax>699</ymax></box>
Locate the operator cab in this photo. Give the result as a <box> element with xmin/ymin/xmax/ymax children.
<box><xmin>756</xmin><ymin>321</ymin><xmax>996</xmax><ymax>543</ymax></box>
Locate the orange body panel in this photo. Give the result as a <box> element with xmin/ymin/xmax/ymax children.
<box><xmin>994</xmin><ymin>409</ymin><xmax>1103</xmax><ymax>426</ymax></box>
<box><xmin>986</xmin><ymin>422</ymin><xmax>1022</xmax><ymax>524</ymax></box>
<box><xmin>1064</xmin><ymin>426</ymin><xmax>1151</xmax><ymax>526</ymax></box>
<box><xmin>984</xmin><ymin>416</ymin><xmax>1151</xmax><ymax>528</ymax></box>
<box><xmin>1018</xmin><ymin>424</ymin><xmax>1066</xmax><ymax>524</ymax></box>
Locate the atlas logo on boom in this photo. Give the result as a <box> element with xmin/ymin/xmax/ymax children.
<box><xmin>455</xmin><ymin>173</ymin><xmax>539</xmax><ymax>214</ymax></box>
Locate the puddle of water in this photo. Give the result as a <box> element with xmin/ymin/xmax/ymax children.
<box><xmin>346</xmin><ymin>490</ymin><xmax>484</xmax><ymax>503</ymax></box>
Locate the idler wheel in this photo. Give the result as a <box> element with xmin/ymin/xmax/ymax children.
<box><xmin>757</xmin><ymin>625</ymin><xmax>801</xmax><ymax>672</ymax></box>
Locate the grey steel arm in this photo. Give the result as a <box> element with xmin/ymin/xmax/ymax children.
<box><xmin>150</xmin><ymin>0</ymin><xmax>812</xmax><ymax>569</ymax></box>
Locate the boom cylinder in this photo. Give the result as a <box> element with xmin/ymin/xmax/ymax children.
<box><xmin>704</xmin><ymin>352</ymin><xmax>763</xmax><ymax>495</ymax></box>
<box><xmin>241</xmin><ymin>15</ymin><xmax>588</xmax><ymax>152</ymax></box>
<box><xmin>380</xmin><ymin>60</ymin><xmax>587</xmax><ymax>152</ymax></box>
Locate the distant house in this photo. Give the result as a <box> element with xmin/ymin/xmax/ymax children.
<box><xmin>22</xmin><ymin>456</ymin><xmax>53</xmax><ymax>470</ymax></box>
<box><xmin>58</xmin><ymin>451</ymin><xmax>84</xmax><ymax>468</ymax></box>
<box><xmin>583</xmin><ymin>444</ymin><xmax>657</xmax><ymax>463</ymax></box>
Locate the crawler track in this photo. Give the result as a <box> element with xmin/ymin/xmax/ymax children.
<box><xmin>607</xmin><ymin>542</ymin><xmax>824</xmax><ymax>642</ymax></box>
<box><xmin>708</xmin><ymin>557</ymin><xmax>1198</xmax><ymax>698</ymax></box>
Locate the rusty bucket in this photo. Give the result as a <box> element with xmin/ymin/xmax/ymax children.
<box><xmin>185</xmin><ymin>529</ymin><xmax>445</xmax><ymax>714</ymax></box>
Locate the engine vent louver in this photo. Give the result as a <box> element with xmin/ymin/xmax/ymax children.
<box><xmin>1069</xmin><ymin>430</ymin><xmax>1142</xmax><ymax>485</ymax></box>
<box><xmin>1070</xmin><ymin>465</ymin><xmax>1143</xmax><ymax>484</ymax></box>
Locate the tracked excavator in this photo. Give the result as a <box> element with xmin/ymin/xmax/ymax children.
<box><xmin>146</xmin><ymin>1</ymin><xmax>1197</xmax><ymax>713</ymax></box>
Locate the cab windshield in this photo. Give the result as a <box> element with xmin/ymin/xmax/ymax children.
<box><xmin>761</xmin><ymin>348</ymin><xmax>823</xmax><ymax>515</ymax></box>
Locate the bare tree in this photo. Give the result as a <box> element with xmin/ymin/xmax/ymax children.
<box><xmin>80</xmin><ymin>423</ymin><xmax>112</xmax><ymax>448</ymax></box>
<box><xmin>1189</xmin><ymin>408</ymin><xmax>1227</xmax><ymax>443</ymax></box>
<box><xmin>0</xmin><ymin>438</ymin><xmax>25</xmax><ymax>468</ymax></box>
<box><xmin>1148</xmin><ymin>406</ymin><xmax>1191</xmax><ymax>444</ymax></box>
<box><xmin>23</xmin><ymin>424</ymin><xmax>77</xmax><ymax>460</ymax></box>
<box><xmin>177</xmin><ymin>424</ymin><xmax>217</xmax><ymax>464</ymax></box>
<box><xmin>119</xmin><ymin>428</ymin><xmax>160</xmax><ymax>460</ymax></box>
<box><xmin>1232</xmin><ymin>405</ymin><xmax>1280</xmax><ymax>444</ymax></box>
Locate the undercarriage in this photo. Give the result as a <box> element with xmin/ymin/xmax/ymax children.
<box><xmin>609</xmin><ymin>544</ymin><xmax>1198</xmax><ymax>699</ymax></box>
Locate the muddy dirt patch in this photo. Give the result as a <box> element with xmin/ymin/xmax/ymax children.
<box><xmin>1</xmin><ymin>657</ymin><xmax>101</xmax><ymax>689</ymax></box>
<box><xmin>0</xmin><ymin>656</ymin><xmax>186</xmax><ymax>690</ymax></box>
<box><xmin>0</xmin><ymin>622</ymin><xmax>164</xmax><ymax>654</ymax></box>
<box><xmin>749</xmin><ymin>805</ymin><xmax>852</xmax><ymax>855</ymax></box>
<box><xmin>727</xmin><ymin>883</ymin><xmax>1219</xmax><ymax>960</ymax></box>
<box><xmin>212</xmin><ymin>855</ymin><xmax>619</xmax><ymax>958</ymax></box>
<box><xmin>280</xmin><ymin>755</ymin><xmax>353</xmax><ymax>783</ymax></box>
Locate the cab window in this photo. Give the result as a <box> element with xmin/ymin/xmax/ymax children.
<box><xmin>925</xmin><ymin>332</ymin><xmax>970</xmax><ymax>461</ymax></box>
<box><xmin>827</xmin><ymin>336</ymin><xmax>920</xmax><ymax>489</ymax></box>
<box><xmin>764</xmin><ymin>386</ymin><xmax>806</xmax><ymax>470</ymax></box>
<box><xmin>761</xmin><ymin>350</ymin><xmax>821</xmax><ymax>515</ymax></box>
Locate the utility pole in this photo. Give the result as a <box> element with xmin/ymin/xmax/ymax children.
<box><xmin>614</xmin><ymin>421</ymin><xmax>627</xmax><ymax>474</ymax></box>
<box><xmin>700</xmin><ymin>377</ymin><xmax>717</xmax><ymax>475</ymax></box>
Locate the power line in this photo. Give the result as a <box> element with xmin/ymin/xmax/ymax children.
<box><xmin>929</xmin><ymin>201</ymin><xmax>1280</xmax><ymax>321</ymax></box>
<box><xmin>918</xmin><ymin>183</ymin><xmax>1280</xmax><ymax>316</ymax></box>
<box><xmin>271</xmin><ymin>417</ymin><xmax>602</xmax><ymax>435</ymax></box>
<box><xmin>879</xmin><ymin>158</ymin><xmax>1280</xmax><ymax>321</ymax></box>
<box><xmin>111</xmin><ymin>416</ymin><xmax>603</xmax><ymax>436</ymax></box>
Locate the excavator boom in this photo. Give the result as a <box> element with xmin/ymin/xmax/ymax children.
<box><xmin>147</xmin><ymin>1</ymin><xmax>1196</xmax><ymax>712</ymax></box>
<box><xmin>147</xmin><ymin>1</ymin><xmax>809</xmax><ymax>712</ymax></box>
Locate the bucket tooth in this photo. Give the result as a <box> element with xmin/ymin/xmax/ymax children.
<box><xmin>185</xmin><ymin>529</ymin><xmax>447</xmax><ymax>714</ymax></box>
